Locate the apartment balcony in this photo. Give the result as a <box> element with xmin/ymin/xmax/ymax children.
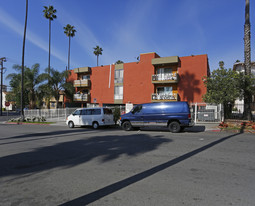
<box><xmin>74</xmin><ymin>67</ymin><xmax>91</xmax><ymax>74</ymax></box>
<box><xmin>152</xmin><ymin>73</ymin><xmax>179</xmax><ymax>84</ymax></box>
<box><xmin>151</xmin><ymin>93</ymin><xmax>178</xmax><ymax>102</ymax></box>
<box><xmin>73</xmin><ymin>79</ymin><xmax>91</xmax><ymax>88</ymax></box>
<box><xmin>73</xmin><ymin>94</ymin><xmax>90</xmax><ymax>102</ymax></box>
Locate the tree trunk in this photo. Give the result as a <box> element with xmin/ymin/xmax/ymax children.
<box><xmin>244</xmin><ymin>0</ymin><xmax>252</xmax><ymax>121</ymax></box>
<box><xmin>68</xmin><ymin>36</ymin><xmax>71</xmax><ymax>70</ymax></box>
<box><xmin>48</xmin><ymin>19</ymin><xmax>51</xmax><ymax>74</ymax></box>
<box><xmin>21</xmin><ymin>0</ymin><xmax>28</xmax><ymax>120</ymax></box>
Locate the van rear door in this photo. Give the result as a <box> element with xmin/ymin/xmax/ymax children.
<box><xmin>103</xmin><ymin>108</ymin><xmax>114</xmax><ymax>124</ymax></box>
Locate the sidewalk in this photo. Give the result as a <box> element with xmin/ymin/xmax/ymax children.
<box><xmin>0</xmin><ymin>115</ymin><xmax>220</xmax><ymax>131</ymax></box>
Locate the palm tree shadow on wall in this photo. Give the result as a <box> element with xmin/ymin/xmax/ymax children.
<box><xmin>179</xmin><ymin>71</ymin><xmax>201</xmax><ymax>102</ymax></box>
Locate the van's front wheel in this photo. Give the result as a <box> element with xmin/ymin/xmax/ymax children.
<box><xmin>122</xmin><ymin>121</ymin><xmax>133</xmax><ymax>131</ymax></box>
<box><xmin>168</xmin><ymin>121</ymin><xmax>181</xmax><ymax>133</ymax></box>
<box><xmin>68</xmin><ymin>121</ymin><xmax>74</xmax><ymax>128</ymax></box>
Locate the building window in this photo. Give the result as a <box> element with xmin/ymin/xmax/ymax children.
<box><xmin>115</xmin><ymin>69</ymin><xmax>123</xmax><ymax>83</ymax></box>
<box><xmin>114</xmin><ymin>86</ymin><xmax>123</xmax><ymax>99</ymax></box>
<box><xmin>154</xmin><ymin>86</ymin><xmax>176</xmax><ymax>100</ymax></box>
<box><xmin>82</xmin><ymin>75</ymin><xmax>90</xmax><ymax>80</ymax></box>
<box><xmin>157</xmin><ymin>86</ymin><xmax>173</xmax><ymax>95</ymax></box>
<box><xmin>157</xmin><ymin>68</ymin><xmax>173</xmax><ymax>81</ymax></box>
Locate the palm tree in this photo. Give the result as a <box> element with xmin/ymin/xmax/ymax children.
<box><xmin>41</xmin><ymin>68</ymin><xmax>74</xmax><ymax>108</ymax></box>
<box><xmin>244</xmin><ymin>0</ymin><xmax>252</xmax><ymax>120</ymax></box>
<box><xmin>115</xmin><ymin>60</ymin><xmax>124</xmax><ymax>64</ymax></box>
<box><xmin>43</xmin><ymin>5</ymin><xmax>57</xmax><ymax>74</ymax></box>
<box><xmin>7</xmin><ymin>64</ymin><xmax>47</xmax><ymax>109</ymax></box>
<box><xmin>21</xmin><ymin>0</ymin><xmax>28</xmax><ymax>119</ymax></box>
<box><xmin>93</xmin><ymin>45</ymin><xmax>103</xmax><ymax>66</ymax></box>
<box><xmin>64</xmin><ymin>24</ymin><xmax>76</xmax><ymax>70</ymax></box>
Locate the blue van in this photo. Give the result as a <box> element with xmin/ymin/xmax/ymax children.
<box><xmin>119</xmin><ymin>102</ymin><xmax>193</xmax><ymax>133</ymax></box>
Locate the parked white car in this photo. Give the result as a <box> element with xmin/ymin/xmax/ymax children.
<box><xmin>66</xmin><ymin>107</ymin><xmax>115</xmax><ymax>129</ymax></box>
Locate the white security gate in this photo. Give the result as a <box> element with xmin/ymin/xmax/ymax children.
<box><xmin>190</xmin><ymin>103</ymin><xmax>222</xmax><ymax>123</ymax></box>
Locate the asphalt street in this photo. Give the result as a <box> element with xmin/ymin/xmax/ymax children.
<box><xmin>0</xmin><ymin>123</ymin><xmax>254</xmax><ymax>206</ymax></box>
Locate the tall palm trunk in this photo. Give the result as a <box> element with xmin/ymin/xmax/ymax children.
<box><xmin>21</xmin><ymin>0</ymin><xmax>28</xmax><ymax>119</ymax></box>
<box><xmin>68</xmin><ymin>36</ymin><xmax>71</xmax><ymax>70</ymax></box>
<box><xmin>48</xmin><ymin>19</ymin><xmax>51</xmax><ymax>74</ymax></box>
<box><xmin>244</xmin><ymin>0</ymin><xmax>252</xmax><ymax>120</ymax></box>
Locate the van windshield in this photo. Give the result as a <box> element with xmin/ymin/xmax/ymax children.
<box><xmin>131</xmin><ymin>105</ymin><xmax>142</xmax><ymax>114</ymax></box>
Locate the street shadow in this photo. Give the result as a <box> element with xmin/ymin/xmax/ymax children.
<box><xmin>178</xmin><ymin>71</ymin><xmax>201</xmax><ymax>102</ymax></box>
<box><xmin>121</xmin><ymin>126</ymin><xmax>205</xmax><ymax>133</ymax></box>
<box><xmin>0</xmin><ymin>128</ymin><xmax>104</xmax><ymax>146</ymax></box>
<box><xmin>60</xmin><ymin>132</ymin><xmax>240</xmax><ymax>206</ymax></box>
<box><xmin>0</xmin><ymin>134</ymin><xmax>171</xmax><ymax>178</ymax></box>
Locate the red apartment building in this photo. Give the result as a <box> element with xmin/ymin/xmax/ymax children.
<box><xmin>66</xmin><ymin>52</ymin><xmax>210</xmax><ymax>108</ymax></box>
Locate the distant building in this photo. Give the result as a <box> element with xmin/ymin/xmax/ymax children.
<box><xmin>66</xmin><ymin>52</ymin><xmax>210</xmax><ymax>108</ymax></box>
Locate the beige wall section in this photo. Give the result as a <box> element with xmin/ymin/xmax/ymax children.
<box><xmin>152</xmin><ymin>56</ymin><xmax>179</xmax><ymax>65</ymax></box>
<box><xmin>74</xmin><ymin>67</ymin><xmax>91</xmax><ymax>73</ymax></box>
<box><xmin>115</xmin><ymin>64</ymin><xmax>124</xmax><ymax>70</ymax></box>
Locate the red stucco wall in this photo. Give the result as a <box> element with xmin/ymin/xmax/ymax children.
<box><xmin>178</xmin><ymin>55</ymin><xmax>208</xmax><ymax>103</ymax></box>
<box><xmin>90</xmin><ymin>65</ymin><xmax>115</xmax><ymax>105</ymax></box>
<box><xmin>123</xmin><ymin>53</ymin><xmax>156</xmax><ymax>104</ymax></box>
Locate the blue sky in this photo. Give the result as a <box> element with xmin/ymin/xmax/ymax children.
<box><xmin>0</xmin><ymin>0</ymin><xmax>254</xmax><ymax>87</ymax></box>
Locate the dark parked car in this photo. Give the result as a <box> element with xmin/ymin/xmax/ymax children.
<box><xmin>119</xmin><ymin>101</ymin><xmax>194</xmax><ymax>133</ymax></box>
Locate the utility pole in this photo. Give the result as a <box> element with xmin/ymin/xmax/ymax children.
<box><xmin>0</xmin><ymin>57</ymin><xmax>7</xmax><ymax>116</ymax></box>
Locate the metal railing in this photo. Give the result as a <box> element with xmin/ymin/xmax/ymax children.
<box><xmin>152</xmin><ymin>73</ymin><xmax>178</xmax><ymax>81</ymax></box>
<box><xmin>73</xmin><ymin>93</ymin><xmax>90</xmax><ymax>101</ymax></box>
<box><xmin>152</xmin><ymin>93</ymin><xmax>177</xmax><ymax>101</ymax></box>
<box><xmin>24</xmin><ymin>108</ymin><xmax>78</xmax><ymax>121</ymax></box>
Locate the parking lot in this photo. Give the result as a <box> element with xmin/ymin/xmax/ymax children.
<box><xmin>0</xmin><ymin>123</ymin><xmax>254</xmax><ymax>205</ymax></box>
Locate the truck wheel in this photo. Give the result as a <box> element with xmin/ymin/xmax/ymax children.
<box><xmin>68</xmin><ymin>121</ymin><xmax>74</xmax><ymax>128</ymax></box>
<box><xmin>122</xmin><ymin>121</ymin><xmax>133</xmax><ymax>131</ymax></box>
<box><xmin>168</xmin><ymin>121</ymin><xmax>181</xmax><ymax>133</ymax></box>
<box><xmin>92</xmin><ymin>122</ymin><xmax>99</xmax><ymax>129</ymax></box>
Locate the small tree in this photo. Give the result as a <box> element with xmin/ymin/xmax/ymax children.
<box><xmin>203</xmin><ymin>61</ymin><xmax>241</xmax><ymax>120</ymax></box>
<box><xmin>40</xmin><ymin>68</ymin><xmax>74</xmax><ymax>108</ymax></box>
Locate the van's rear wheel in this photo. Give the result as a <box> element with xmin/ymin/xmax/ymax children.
<box><xmin>168</xmin><ymin>121</ymin><xmax>181</xmax><ymax>133</ymax></box>
<box><xmin>122</xmin><ymin>121</ymin><xmax>133</xmax><ymax>131</ymax></box>
<box><xmin>92</xmin><ymin>122</ymin><xmax>99</xmax><ymax>129</ymax></box>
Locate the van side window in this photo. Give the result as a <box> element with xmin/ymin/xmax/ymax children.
<box><xmin>132</xmin><ymin>105</ymin><xmax>142</xmax><ymax>114</ymax></box>
<box><xmin>81</xmin><ymin>109</ymin><xmax>88</xmax><ymax>115</ymax></box>
<box><xmin>104</xmin><ymin>108</ymin><xmax>112</xmax><ymax>114</ymax></box>
<box><xmin>90</xmin><ymin>109</ymin><xmax>101</xmax><ymax>115</ymax></box>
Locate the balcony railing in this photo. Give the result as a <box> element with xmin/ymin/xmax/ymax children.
<box><xmin>73</xmin><ymin>79</ymin><xmax>90</xmax><ymax>87</ymax></box>
<box><xmin>151</xmin><ymin>93</ymin><xmax>178</xmax><ymax>101</ymax></box>
<box><xmin>152</xmin><ymin>73</ymin><xmax>179</xmax><ymax>83</ymax></box>
<box><xmin>73</xmin><ymin>94</ymin><xmax>90</xmax><ymax>102</ymax></box>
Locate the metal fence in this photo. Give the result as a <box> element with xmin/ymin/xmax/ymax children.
<box><xmin>190</xmin><ymin>103</ymin><xmax>222</xmax><ymax>123</ymax></box>
<box><xmin>24</xmin><ymin>103</ymin><xmax>224</xmax><ymax>123</ymax></box>
<box><xmin>24</xmin><ymin>108</ymin><xmax>78</xmax><ymax>121</ymax></box>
